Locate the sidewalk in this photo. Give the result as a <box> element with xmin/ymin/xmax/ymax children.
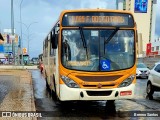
<box><xmin>0</xmin><ymin>65</ymin><xmax>38</xmax><ymax>70</ymax></box>
<box><xmin>0</xmin><ymin>70</ymin><xmax>37</xmax><ymax>120</ymax></box>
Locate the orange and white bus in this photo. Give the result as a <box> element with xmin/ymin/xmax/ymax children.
<box><xmin>43</xmin><ymin>9</ymin><xmax>137</xmax><ymax>102</ymax></box>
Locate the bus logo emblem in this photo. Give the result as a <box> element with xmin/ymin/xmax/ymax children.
<box><xmin>97</xmin><ymin>83</ymin><xmax>102</xmax><ymax>88</ymax></box>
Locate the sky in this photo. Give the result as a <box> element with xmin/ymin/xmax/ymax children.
<box><xmin>0</xmin><ymin>0</ymin><xmax>160</xmax><ymax>58</ymax></box>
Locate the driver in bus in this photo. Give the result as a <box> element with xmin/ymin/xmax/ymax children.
<box><xmin>76</xmin><ymin>41</ymin><xmax>86</xmax><ymax>61</ymax></box>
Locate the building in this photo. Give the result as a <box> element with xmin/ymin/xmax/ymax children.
<box><xmin>0</xmin><ymin>31</ymin><xmax>20</xmax><ymax>64</ymax></box>
<box><xmin>117</xmin><ymin>0</ymin><xmax>158</xmax><ymax>57</ymax></box>
<box><xmin>150</xmin><ymin>37</ymin><xmax>160</xmax><ymax>56</ymax></box>
<box><xmin>0</xmin><ymin>33</ymin><xmax>4</xmax><ymax>41</ymax></box>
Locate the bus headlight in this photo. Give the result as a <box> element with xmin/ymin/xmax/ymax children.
<box><xmin>118</xmin><ymin>75</ymin><xmax>135</xmax><ymax>88</ymax></box>
<box><xmin>61</xmin><ymin>75</ymin><xmax>80</xmax><ymax>88</ymax></box>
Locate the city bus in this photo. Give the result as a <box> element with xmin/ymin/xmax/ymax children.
<box><xmin>43</xmin><ymin>9</ymin><xmax>137</xmax><ymax>102</ymax></box>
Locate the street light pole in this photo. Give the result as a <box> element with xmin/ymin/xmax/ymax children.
<box><xmin>20</xmin><ymin>0</ymin><xmax>24</xmax><ymax>65</ymax></box>
<box><xmin>18</xmin><ymin>21</ymin><xmax>37</xmax><ymax>63</ymax></box>
<box><xmin>11</xmin><ymin>0</ymin><xmax>14</xmax><ymax>36</ymax></box>
<box><xmin>26</xmin><ymin>22</ymin><xmax>37</xmax><ymax>57</ymax></box>
<box><xmin>11</xmin><ymin>0</ymin><xmax>15</xmax><ymax>65</ymax></box>
<box><xmin>22</xmin><ymin>33</ymin><xmax>34</xmax><ymax>58</ymax></box>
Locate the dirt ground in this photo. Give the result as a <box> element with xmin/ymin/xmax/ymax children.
<box><xmin>0</xmin><ymin>70</ymin><xmax>37</xmax><ymax>120</ymax></box>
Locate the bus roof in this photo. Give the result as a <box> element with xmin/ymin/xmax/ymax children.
<box><xmin>60</xmin><ymin>9</ymin><xmax>134</xmax><ymax>15</ymax></box>
<box><xmin>59</xmin><ymin>9</ymin><xmax>134</xmax><ymax>21</ymax></box>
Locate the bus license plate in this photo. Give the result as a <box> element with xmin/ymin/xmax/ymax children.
<box><xmin>120</xmin><ymin>91</ymin><xmax>132</xmax><ymax>96</ymax></box>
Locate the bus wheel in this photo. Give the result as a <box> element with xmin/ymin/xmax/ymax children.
<box><xmin>52</xmin><ymin>75</ymin><xmax>58</xmax><ymax>102</ymax></box>
<box><xmin>45</xmin><ymin>79</ymin><xmax>51</xmax><ymax>95</ymax></box>
<box><xmin>58</xmin><ymin>101</ymin><xmax>72</xmax><ymax>106</ymax></box>
<box><xmin>45</xmin><ymin>71</ymin><xmax>49</xmax><ymax>89</ymax></box>
<box><xmin>107</xmin><ymin>100</ymin><xmax>115</xmax><ymax>104</ymax></box>
<box><xmin>51</xmin><ymin>90</ymin><xmax>58</xmax><ymax>101</ymax></box>
<box><xmin>105</xmin><ymin>100</ymin><xmax>116</xmax><ymax>113</ymax></box>
<box><xmin>45</xmin><ymin>79</ymin><xmax>49</xmax><ymax>89</ymax></box>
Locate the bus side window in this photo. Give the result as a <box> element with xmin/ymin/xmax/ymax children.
<box><xmin>50</xmin><ymin>31</ymin><xmax>55</xmax><ymax>56</ymax></box>
<box><xmin>51</xmin><ymin>30</ymin><xmax>57</xmax><ymax>49</ymax></box>
<box><xmin>45</xmin><ymin>39</ymin><xmax>48</xmax><ymax>57</ymax></box>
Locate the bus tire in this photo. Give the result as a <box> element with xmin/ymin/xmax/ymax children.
<box><xmin>45</xmin><ymin>78</ymin><xmax>49</xmax><ymax>90</ymax></box>
<box><xmin>51</xmin><ymin>90</ymin><xmax>58</xmax><ymax>101</ymax></box>
<box><xmin>45</xmin><ymin>71</ymin><xmax>49</xmax><ymax>89</ymax></box>
<box><xmin>107</xmin><ymin>100</ymin><xmax>115</xmax><ymax>104</ymax></box>
<box><xmin>105</xmin><ymin>100</ymin><xmax>116</xmax><ymax>113</ymax></box>
<box><xmin>52</xmin><ymin>75</ymin><xmax>58</xmax><ymax>101</ymax></box>
<box><xmin>45</xmin><ymin>79</ymin><xmax>50</xmax><ymax>90</ymax></box>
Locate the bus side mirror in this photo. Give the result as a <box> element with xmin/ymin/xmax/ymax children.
<box><xmin>51</xmin><ymin>34</ymin><xmax>58</xmax><ymax>49</ymax></box>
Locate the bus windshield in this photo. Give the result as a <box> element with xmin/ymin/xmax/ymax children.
<box><xmin>61</xmin><ymin>29</ymin><xmax>135</xmax><ymax>71</ymax></box>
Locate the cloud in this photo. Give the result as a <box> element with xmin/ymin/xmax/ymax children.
<box><xmin>5</xmin><ymin>0</ymin><xmax>160</xmax><ymax>58</ymax></box>
<box><xmin>40</xmin><ymin>0</ymin><xmax>116</xmax><ymax>10</ymax></box>
<box><xmin>80</xmin><ymin>0</ymin><xmax>115</xmax><ymax>9</ymax></box>
<box><xmin>0</xmin><ymin>0</ymin><xmax>11</xmax><ymax>29</ymax></box>
<box><xmin>15</xmin><ymin>0</ymin><xmax>116</xmax><ymax>58</ymax></box>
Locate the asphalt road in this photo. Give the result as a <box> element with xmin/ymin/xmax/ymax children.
<box><xmin>31</xmin><ymin>70</ymin><xmax>160</xmax><ymax>120</ymax></box>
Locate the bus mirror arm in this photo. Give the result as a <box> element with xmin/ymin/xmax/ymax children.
<box><xmin>55</xmin><ymin>24</ymin><xmax>60</xmax><ymax>35</ymax></box>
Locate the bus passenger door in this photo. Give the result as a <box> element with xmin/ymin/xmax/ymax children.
<box><xmin>51</xmin><ymin>25</ymin><xmax>60</xmax><ymax>97</ymax></box>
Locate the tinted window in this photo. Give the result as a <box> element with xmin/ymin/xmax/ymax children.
<box><xmin>154</xmin><ymin>64</ymin><xmax>160</xmax><ymax>72</ymax></box>
<box><xmin>137</xmin><ymin>63</ymin><xmax>147</xmax><ymax>68</ymax></box>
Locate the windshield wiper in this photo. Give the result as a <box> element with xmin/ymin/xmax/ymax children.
<box><xmin>104</xmin><ymin>27</ymin><xmax>119</xmax><ymax>44</ymax></box>
<box><xmin>104</xmin><ymin>27</ymin><xmax>119</xmax><ymax>55</ymax></box>
<box><xmin>79</xmin><ymin>27</ymin><xmax>89</xmax><ymax>60</ymax></box>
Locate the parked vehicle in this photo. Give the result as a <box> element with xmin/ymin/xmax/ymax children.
<box><xmin>146</xmin><ymin>62</ymin><xmax>160</xmax><ymax>100</ymax></box>
<box><xmin>31</xmin><ymin>57</ymin><xmax>39</xmax><ymax>65</ymax></box>
<box><xmin>19</xmin><ymin>54</ymin><xmax>29</xmax><ymax>65</ymax></box>
<box><xmin>136</xmin><ymin>62</ymin><xmax>150</xmax><ymax>78</ymax></box>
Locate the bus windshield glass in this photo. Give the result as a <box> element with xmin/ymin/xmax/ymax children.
<box><xmin>61</xmin><ymin>29</ymin><xmax>135</xmax><ymax>71</ymax></box>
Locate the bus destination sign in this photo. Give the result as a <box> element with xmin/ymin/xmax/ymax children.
<box><xmin>62</xmin><ymin>12</ymin><xmax>134</xmax><ymax>27</ymax></box>
<box><xmin>69</xmin><ymin>16</ymin><xmax>125</xmax><ymax>24</ymax></box>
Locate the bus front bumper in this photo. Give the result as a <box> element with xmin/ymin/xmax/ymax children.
<box><xmin>59</xmin><ymin>84</ymin><xmax>135</xmax><ymax>101</ymax></box>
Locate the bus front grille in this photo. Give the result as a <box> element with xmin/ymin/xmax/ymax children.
<box><xmin>86</xmin><ymin>91</ymin><xmax>112</xmax><ymax>96</ymax></box>
<box><xmin>83</xmin><ymin>84</ymin><xmax>115</xmax><ymax>88</ymax></box>
<box><xmin>76</xmin><ymin>75</ymin><xmax>122</xmax><ymax>82</ymax></box>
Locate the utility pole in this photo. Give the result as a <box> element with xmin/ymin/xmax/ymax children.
<box><xmin>11</xmin><ymin>0</ymin><xmax>15</xmax><ymax>65</ymax></box>
<box><xmin>18</xmin><ymin>21</ymin><xmax>37</xmax><ymax>64</ymax></box>
<box><xmin>20</xmin><ymin>0</ymin><xmax>24</xmax><ymax>66</ymax></box>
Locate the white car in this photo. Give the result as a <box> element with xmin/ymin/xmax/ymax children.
<box><xmin>136</xmin><ymin>63</ymin><xmax>150</xmax><ymax>78</ymax></box>
<box><xmin>146</xmin><ymin>62</ymin><xmax>160</xmax><ymax>100</ymax></box>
